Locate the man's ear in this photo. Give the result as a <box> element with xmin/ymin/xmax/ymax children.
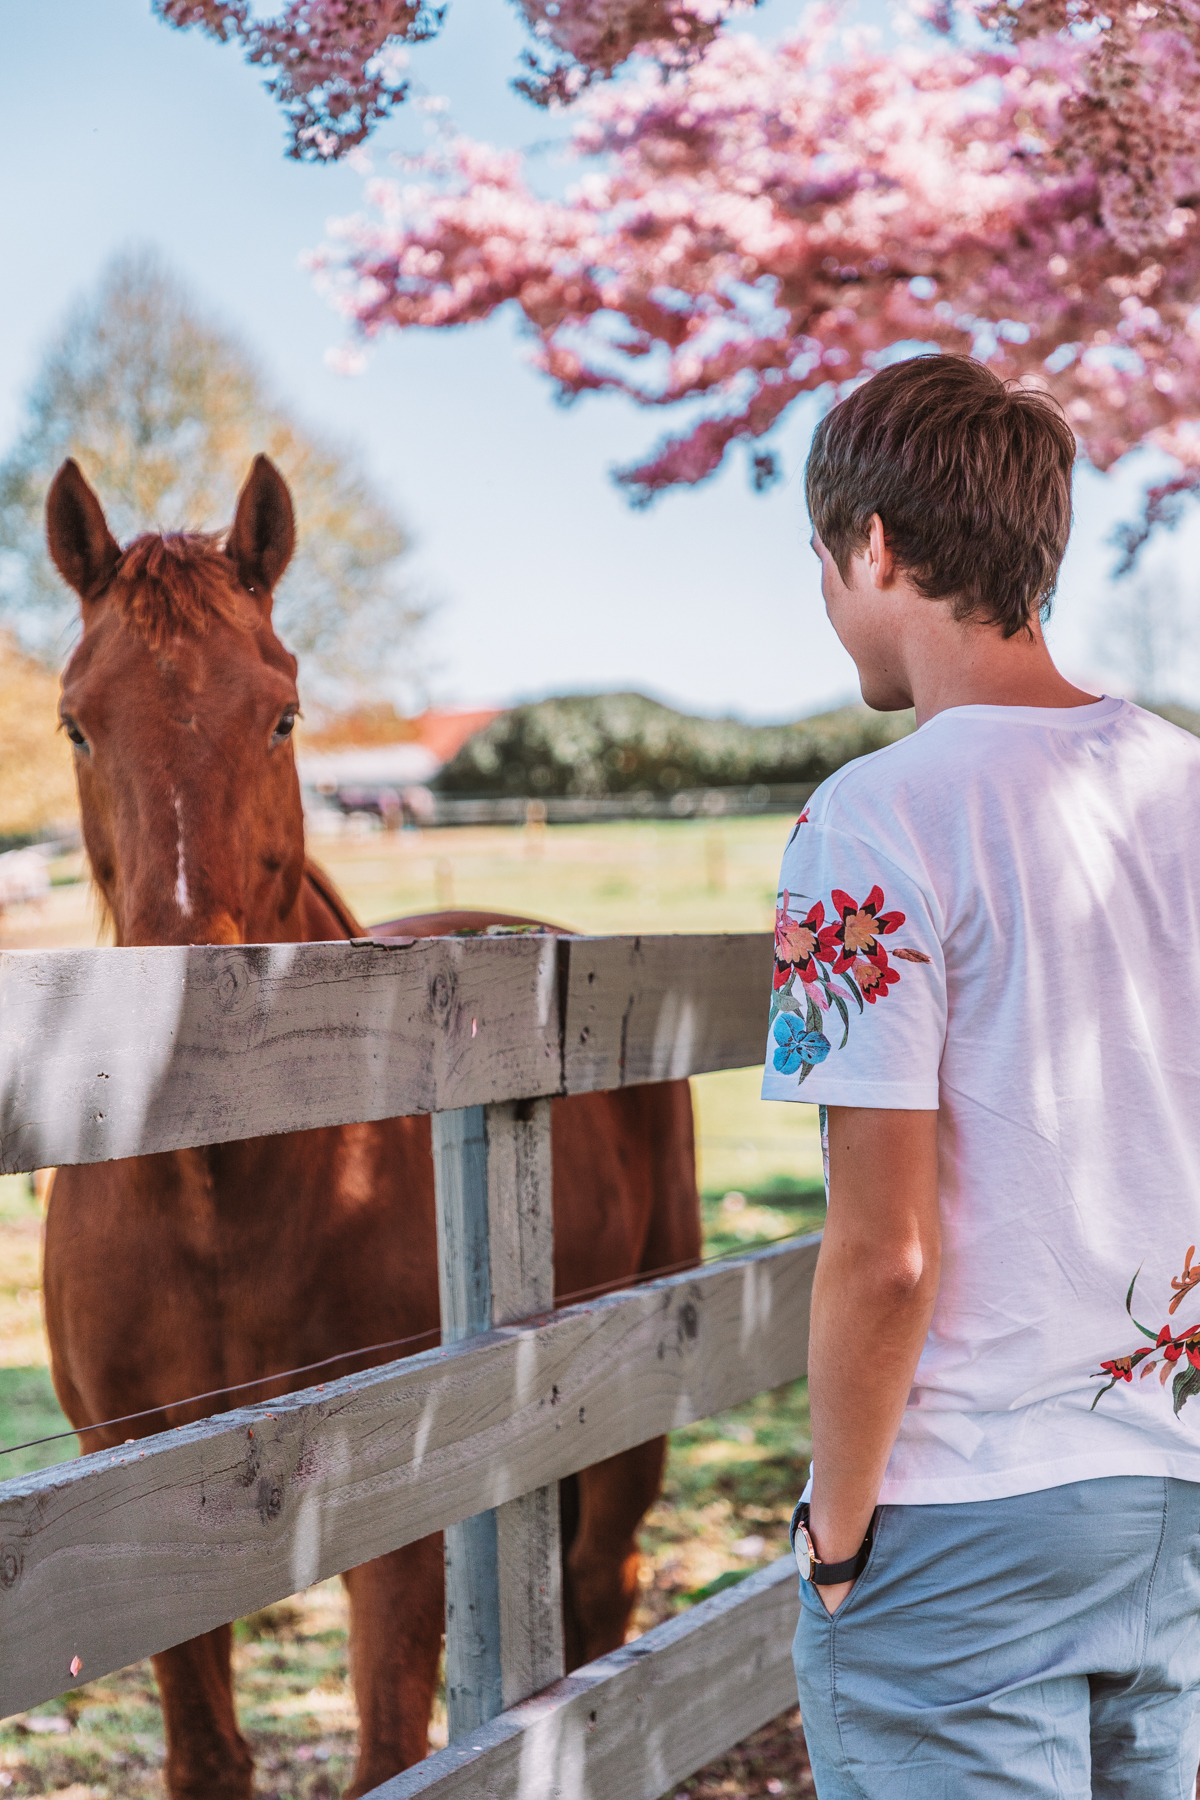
<box><xmin>45</xmin><ymin>460</ymin><xmax>121</xmax><ymax>601</ymax></box>
<box><xmin>866</xmin><ymin>514</ymin><xmax>895</xmax><ymax>589</ymax></box>
<box><xmin>226</xmin><ymin>455</ymin><xmax>295</xmax><ymax>601</ymax></box>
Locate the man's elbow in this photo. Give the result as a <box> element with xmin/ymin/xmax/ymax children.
<box><xmin>880</xmin><ymin>1244</ymin><xmax>940</xmax><ymax>1306</ymax></box>
<box><xmin>829</xmin><ymin>1234</ymin><xmax>940</xmax><ymax>1307</ymax></box>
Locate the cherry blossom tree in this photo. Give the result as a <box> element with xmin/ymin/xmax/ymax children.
<box><xmin>153</xmin><ymin>1</ymin><xmax>443</xmax><ymax>159</ymax></box>
<box><xmin>152</xmin><ymin>0</ymin><xmax>747</xmax><ymax>155</ymax></box>
<box><xmin>156</xmin><ymin>0</ymin><xmax>1200</xmax><ymax>538</ymax></box>
<box><xmin>310</xmin><ymin>8</ymin><xmax>1200</xmax><ymax>514</ymax></box>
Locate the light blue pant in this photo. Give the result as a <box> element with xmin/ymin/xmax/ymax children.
<box><xmin>793</xmin><ymin>1477</ymin><xmax>1200</xmax><ymax>1799</ymax></box>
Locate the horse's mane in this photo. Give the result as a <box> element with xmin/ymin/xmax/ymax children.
<box><xmin>106</xmin><ymin>533</ymin><xmax>253</xmax><ymax>649</ymax></box>
<box><xmin>303</xmin><ymin>859</ymin><xmax>364</xmax><ymax>940</ymax></box>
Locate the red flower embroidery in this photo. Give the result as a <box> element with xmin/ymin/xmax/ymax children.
<box><xmin>774</xmin><ymin>890</ymin><xmax>825</xmax><ymax>990</ymax></box>
<box><xmin>818</xmin><ymin>885</ymin><xmax>905</xmax><ymax>973</ymax></box>
<box><xmin>849</xmin><ymin>948</ymin><xmax>901</xmax><ymax>1003</ymax></box>
<box><xmin>1093</xmin><ymin>1252</ymin><xmax>1200</xmax><ymax>1418</ymax></box>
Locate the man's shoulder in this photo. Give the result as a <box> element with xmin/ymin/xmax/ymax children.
<box><xmin>794</xmin><ymin>697</ymin><xmax>1200</xmax><ymax>863</ymax></box>
<box><xmin>1125</xmin><ymin>701</ymin><xmax>1200</xmax><ymax>760</ymax></box>
<box><xmin>800</xmin><ymin>722</ymin><xmax>947</xmax><ymax>839</ymax></box>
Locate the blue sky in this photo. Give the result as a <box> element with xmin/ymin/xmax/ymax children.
<box><xmin>2</xmin><ymin>0</ymin><xmax>1195</xmax><ymax>718</ymax></box>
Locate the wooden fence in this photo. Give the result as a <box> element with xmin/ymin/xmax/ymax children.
<box><xmin>0</xmin><ymin>931</ymin><xmax>816</xmax><ymax>1800</ymax></box>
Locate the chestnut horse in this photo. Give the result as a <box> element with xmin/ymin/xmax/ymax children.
<box><xmin>42</xmin><ymin>456</ymin><xmax>700</xmax><ymax>1800</ymax></box>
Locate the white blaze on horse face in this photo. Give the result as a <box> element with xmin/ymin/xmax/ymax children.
<box><xmin>173</xmin><ymin>792</ymin><xmax>192</xmax><ymax>918</ymax></box>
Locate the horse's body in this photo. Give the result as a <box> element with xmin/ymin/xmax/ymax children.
<box><xmin>42</xmin><ymin>458</ymin><xmax>700</xmax><ymax>1800</ymax></box>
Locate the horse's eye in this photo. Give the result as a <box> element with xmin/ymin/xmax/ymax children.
<box><xmin>61</xmin><ymin>717</ymin><xmax>88</xmax><ymax>750</ymax></box>
<box><xmin>272</xmin><ymin>709</ymin><xmax>297</xmax><ymax>746</ymax></box>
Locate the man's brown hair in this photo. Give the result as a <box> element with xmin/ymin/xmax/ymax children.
<box><xmin>805</xmin><ymin>355</ymin><xmax>1075</xmax><ymax>637</ymax></box>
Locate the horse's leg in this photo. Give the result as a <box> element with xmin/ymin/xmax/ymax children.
<box><xmin>563</xmin><ymin>1437</ymin><xmax>666</xmax><ymax>1668</ymax></box>
<box><xmin>152</xmin><ymin>1626</ymin><xmax>254</xmax><ymax>1800</ymax></box>
<box><xmin>342</xmin><ymin>1534</ymin><xmax>445</xmax><ymax>1797</ymax></box>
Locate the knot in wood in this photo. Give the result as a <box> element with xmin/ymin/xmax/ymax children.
<box><xmin>215</xmin><ymin>957</ymin><xmax>250</xmax><ymax>1014</ymax></box>
<box><xmin>429</xmin><ymin>967</ymin><xmax>457</xmax><ymax>1026</ymax></box>
<box><xmin>256</xmin><ymin>1477</ymin><xmax>285</xmax><ymax>1524</ymax></box>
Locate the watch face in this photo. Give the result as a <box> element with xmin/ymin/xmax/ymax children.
<box><xmin>794</xmin><ymin>1524</ymin><xmax>813</xmax><ymax>1582</ymax></box>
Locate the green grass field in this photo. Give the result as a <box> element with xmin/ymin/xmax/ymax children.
<box><xmin>0</xmin><ymin>817</ymin><xmax>821</xmax><ymax>1797</ymax></box>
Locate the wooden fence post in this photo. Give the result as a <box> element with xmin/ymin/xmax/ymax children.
<box><xmin>432</xmin><ymin>1099</ymin><xmax>563</xmax><ymax>1738</ymax></box>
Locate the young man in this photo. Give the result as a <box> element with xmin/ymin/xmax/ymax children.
<box><xmin>763</xmin><ymin>353</ymin><xmax>1200</xmax><ymax>1799</ymax></box>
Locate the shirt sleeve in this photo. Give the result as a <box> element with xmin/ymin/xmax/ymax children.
<box><xmin>760</xmin><ymin>819</ymin><xmax>945</xmax><ymax>1109</ymax></box>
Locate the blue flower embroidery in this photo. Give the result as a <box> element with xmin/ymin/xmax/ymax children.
<box><xmin>772</xmin><ymin>1012</ymin><xmax>831</xmax><ymax>1074</ymax></box>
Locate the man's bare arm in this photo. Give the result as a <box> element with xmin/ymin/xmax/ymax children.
<box><xmin>807</xmin><ymin>1105</ymin><xmax>941</xmax><ymax>1613</ymax></box>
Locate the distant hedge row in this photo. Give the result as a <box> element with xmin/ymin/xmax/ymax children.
<box><xmin>434</xmin><ymin>692</ymin><xmax>918</xmax><ymax>799</ymax></box>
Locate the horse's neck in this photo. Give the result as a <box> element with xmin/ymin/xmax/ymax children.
<box><xmin>294</xmin><ymin>858</ymin><xmax>364</xmax><ymax>943</ymax></box>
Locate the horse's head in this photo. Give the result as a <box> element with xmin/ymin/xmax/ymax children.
<box><xmin>48</xmin><ymin>456</ymin><xmax>307</xmax><ymax>947</ymax></box>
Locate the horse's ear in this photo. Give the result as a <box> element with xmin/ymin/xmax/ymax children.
<box><xmin>46</xmin><ymin>460</ymin><xmax>121</xmax><ymax>601</ymax></box>
<box><xmin>226</xmin><ymin>455</ymin><xmax>294</xmax><ymax>601</ymax></box>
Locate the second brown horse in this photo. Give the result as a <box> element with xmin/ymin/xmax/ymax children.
<box><xmin>41</xmin><ymin>455</ymin><xmax>700</xmax><ymax>1800</ymax></box>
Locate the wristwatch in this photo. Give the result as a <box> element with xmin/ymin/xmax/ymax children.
<box><xmin>790</xmin><ymin>1501</ymin><xmax>875</xmax><ymax>1586</ymax></box>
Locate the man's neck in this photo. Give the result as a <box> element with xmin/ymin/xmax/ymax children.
<box><xmin>902</xmin><ymin>615</ymin><xmax>1098</xmax><ymax>728</ymax></box>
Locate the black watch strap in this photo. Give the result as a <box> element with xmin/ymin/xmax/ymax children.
<box><xmin>790</xmin><ymin>1501</ymin><xmax>875</xmax><ymax>1585</ymax></box>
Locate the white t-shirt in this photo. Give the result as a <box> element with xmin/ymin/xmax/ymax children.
<box><xmin>762</xmin><ymin>696</ymin><xmax>1200</xmax><ymax>1504</ymax></box>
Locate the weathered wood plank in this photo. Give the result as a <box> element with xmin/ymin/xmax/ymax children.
<box><xmin>0</xmin><ymin>935</ymin><xmax>560</xmax><ymax>1174</ymax></box>
<box><xmin>561</xmin><ymin>934</ymin><xmax>774</xmax><ymax>1091</ymax></box>
<box><xmin>0</xmin><ymin>1235</ymin><xmax>818</xmax><ymax>1719</ymax></box>
<box><xmin>434</xmin><ymin>1101</ymin><xmax>564</xmax><ymax>1735</ymax></box>
<box><xmin>365</xmin><ymin>1557</ymin><xmax>801</xmax><ymax>1800</ymax></box>
<box><xmin>0</xmin><ymin>933</ymin><xmax>774</xmax><ymax>1174</ymax></box>
<box><xmin>473</xmin><ymin>1101</ymin><xmax>564</xmax><ymax>1716</ymax></box>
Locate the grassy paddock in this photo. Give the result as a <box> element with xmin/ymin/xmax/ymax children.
<box><xmin>0</xmin><ymin>817</ymin><xmax>820</xmax><ymax>1796</ymax></box>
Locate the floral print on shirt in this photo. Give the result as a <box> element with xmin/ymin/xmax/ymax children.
<box><xmin>1093</xmin><ymin>1249</ymin><xmax>1200</xmax><ymax>1418</ymax></box>
<box><xmin>769</xmin><ymin>881</ymin><xmax>930</xmax><ymax>1087</ymax></box>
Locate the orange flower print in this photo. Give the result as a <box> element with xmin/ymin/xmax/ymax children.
<box><xmin>818</xmin><ymin>886</ymin><xmax>905</xmax><ymax>974</ymax></box>
<box><xmin>774</xmin><ymin>890</ymin><xmax>825</xmax><ymax>991</ymax></box>
<box><xmin>1170</xmin><ymin>1245</ymin><xmax>1200</xmax><ymax>1315</ymax></box>
<box><xmin>849</xmin><ymin>948</ymin><xmax>901</xmax><ymax>1004</ymax></box>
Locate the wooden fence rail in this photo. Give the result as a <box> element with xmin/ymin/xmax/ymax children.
<box><xmin>379</xmin><ymin>1557</ymin><xmax>801</xmax><ymax>1800</ymax></box>
<box><xmin>0</xmin><ymin>1234</ymin><xmax>817</xmax><ymax>1720</ymax></box>
<box><xmin>0</xmin><ymin>932</ymin><xmax>772</xmax><ymax>1172</ymax></box>
<box><xmin>0</xmin><ymin>930</ymin><xmax>815</xmax><ymax>1800</ymax></box>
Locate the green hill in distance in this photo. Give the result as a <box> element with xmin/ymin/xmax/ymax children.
<box><xmin>434</xmin><ymin>692</ymin><xmax>917</xmax><ymax>800</ymax></box>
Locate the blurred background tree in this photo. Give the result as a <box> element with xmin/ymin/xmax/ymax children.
<box><xmin>0</xmin><ymin>248</ymin><xmax>426</xmax><ymax>704</ymax></box>
<box><xmin>436</xmin><ymin>692</ymin><xmax>915</xmax><ymax>798</ymax></box>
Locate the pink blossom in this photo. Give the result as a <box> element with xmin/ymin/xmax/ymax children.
<box><xmin>315</xmin><ymin>15</ymin><xmax>1200</xmax><ymax>522</ymax></box>
<box><xmin>156</xmin><ymin>0</ymin><xmax>1200</xmax><ymax>542</ymax></box>
<box><xmin>153</xmin><ymin>0</ymin><xmax>441</xmax><ymax>160</ymax></box>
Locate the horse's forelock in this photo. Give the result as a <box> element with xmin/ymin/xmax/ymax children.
<box><xmin>106</xmin><ymin>532</ymin><xmax>254</xmax><ymax>648</ymax></box>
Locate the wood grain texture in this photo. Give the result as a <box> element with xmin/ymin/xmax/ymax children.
<box><xmin>495</xmin><ymin>1485</ymin><xmax>563</xmax><ymax>1713</ymax></box>
<box><xmin>0</xmin><ymin>933</ymin><xmax>773</xmax><ymax>1174</ymax></box>
<box><xmin>483</xmin><ymin>1101</ymin><xmax>555</xmax><ymax>1327</ymax></box>
<box><xmin>0</xmin><ymin>1234</ymin><xmax>818</xmax><ymax>1719</ymax></box>
<box><xmin>364</xmin><ymin>1556</ymin><xmax>801</xmax><ymax>1800</ymax></box>
<box><xmin>560</xmin><ymin>934</ymin><xmax>775</xmax><ymax>1090</ymax></box>
<box><xmin>435</xmin><ymin>1102</ymin><xmax>564</xmax><ymax>1736</ymax></box>
<box><xmin>0</xmin><ymin>935</ymin><xmax>560</xmax><ymax>1175</ymax></box>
